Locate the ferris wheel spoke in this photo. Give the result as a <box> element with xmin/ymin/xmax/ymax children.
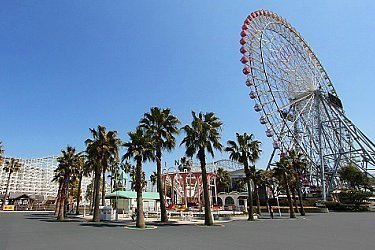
<box><xmin>263</xmin><ymin>67</ymin><xmax>302</xmax><ymax>92</ymax></box>
<box><xmin>261</xmin><ymin>49</ymin><xmax>311</xmax><ymax>92</ymax></box>
<box><xmin>270</xmin><ymin>35</ymin><xmax>317</xmax><ymax>87</ymax></box>
<box><xmin>275</xmin><ymin>95</ymin><xmax>315</xmax><ymax>146</ymax></box>
<box><xmin>263</xmin><ymin>92</ymin><xmax>313</xmax><ymax>119</ymax></box>
<box><xmin>285</xmin><ymin>94</ymin><xmax>315</xmax><ymax>130</ymax></box>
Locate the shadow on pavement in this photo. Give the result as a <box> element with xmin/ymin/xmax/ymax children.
<box><xmin>80</xmin><ymin>222</ymin><xmax>128</xmax><ymax>228</ymax></box>
<box><xmin>24</xmin><ymin>213</ymin><xmax>85</xmax><ymax>223</ymax></box>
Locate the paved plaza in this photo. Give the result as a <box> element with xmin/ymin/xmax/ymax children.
<box><xmin>0</xmin><ymin>212</ymin><xmax>374</xmax><ymax>250</ymax></box>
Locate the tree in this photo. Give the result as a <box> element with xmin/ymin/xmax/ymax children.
<box><xmin>85</xmin><ymin>125</ymin><xmax>121</xmax><ymax>222</ymax></box>
<box><xmin>338</xmin><ymin>189</ymin><xmax>372</xmax><ymax>208</ymax></box>
<box><xmin>139</xmin><ymin>107</ymin><xmax>180</xmax><ymax>223</ymax></box>
<box><xmin>225</xmin><ymin>133</ymin><xmax>261</xmax><ymax>221</ymax></box>
<box><xmin>338</xmin><ymin>164</ymin><xmax>373</xmax><ymax>190</ymax></box>
<box><xmin>3</xmin><ymin>158</ymin><xmax>22</xmax><ymax>206</ymax></box>
<box><xmin>337</xmin><ymin>164</ymin><xmax>373</xmax><ymax>208</ymax></box>
<box><xmin>85</xmin><ymin>182</ymin><xmax>94</xmax><ymax>208</ymax></box>
<box><xmin>108</xmin><ymin>157</ymin><xmax>123</xmax><ymax>192</ymax></box>
<box><xmin>180</xmin><ymin>111</ymin><xmax>223</xmax><ymax>226</ymax></box>
<box><xmin>273</xmin><ymin>156</ymin><xmax>296</xmax><ymax>218</ymax></box>
<box><xmin>122</xmin><ymin>128</ymin><xmax>154</xmax><ymax>228</ymax></box>
<box><xmin>176</xmin><ymin>156</ymin><xmax>192</xmax><ymax>172</ymax></box>
<box><xmin>150</xmin><ymin>171</ymin><xmax>157</xmax><ymax>188</ymax></box>
<box><xmin>75</xmin><ymin>154</ymin><xmax>86</xmax><ymax>215</ymax></box>
<box><xmin>258</xmin><ymin>169</ymin><xmax>275</xmax><ymax>218</ymax></box>
<box><xmin>54</xmin><ymin>146</ymin><xmax>80</xmax><ymax>220</ymax></box>
<box><xmin>288</xmin><ymin>150</ymin><xmax>307</xmax><ymax>216</ymax></box>
<box><xmin>216</xmin><ymin>167</ymin><xmax>231</xmax><ymax>193</ymax></box>
<box><xmin>125</xmin><ymin>163</ymin><xmax>147</xmax><ymax>191</ymax></box>
<box><xmin>234</xmin><ymin>178</ymin><xmax>247</xmax><ymax>192</ymax></box>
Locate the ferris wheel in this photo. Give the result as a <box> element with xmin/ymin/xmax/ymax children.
<box><xmin>240</xmin><ymin>10</ymin><xmax>375</xmax><ymax>199</ymax></box>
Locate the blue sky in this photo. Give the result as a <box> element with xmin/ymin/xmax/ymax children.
<box><xmin>1</xmin><ymin>0</ymin><xmax>374</xmax><ymax>175</ymax></box>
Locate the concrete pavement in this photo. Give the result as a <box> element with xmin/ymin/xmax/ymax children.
<box><xmin>0</xmin><ymin>211</ymin><xmax>374</xmax><ymax>250</ymax></box>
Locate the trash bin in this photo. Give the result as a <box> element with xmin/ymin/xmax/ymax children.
<box><xmin>99</xmin><ymin>206</ymin><xmax>112</xmax><ymax>221</ymax></box>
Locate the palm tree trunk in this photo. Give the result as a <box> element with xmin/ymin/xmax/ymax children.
<box><xmin>93</xmin><ymin>165</ymin><xmax>101</xmax><ymax>222</ymax></box>
<box><xmin>90</xmin><ymin>175</ymin><xmax>95</xmax><ymax>214</ymax></box>
<box><xmin>255</xmin><ymin>184</ymin><xmax>261</xmax><ymax>216</ymax></box>
<box><xmin>297</xmin><ymin>187</ymin><xmax>305</xmax><ymax>216</ymax></box>
<box><xmin>199</xmin><ymin>149</ymin><xmax>213</xmax><ymax>226</ymax></box>
<box><xmin>156</xmin><ymin>151</ymin><xmax>168</xmax><ymax>222</ymax></box>
<box><xmin>101</xmin><ymin>165</ymin><xmax>106</xmax><ymax>206</ymax></box>
<box><xmin>76</xmin><ymin>173</ymin><xmax>83</xmax><ymax>215</ymax></box>
<box><xmin>291</xmin><ymin>187</ymin><xmax>299</xmax><ymax>214</ymax></box>
<box><xmin>69</xmin><ymin>182</ymin><xmax>74</xmax><ymax>213</ymax></box>
<box><xmin>296</xmin><ymin>174</ymin><xmax>306</xmax><ymax>216</ymax></box>
<box><xmin>57</xmin><ymin>180</ymin><xmax>67</xmax><ymax>220</ymax></box>
<box><xmin>284</xmin><ymin>173</ymin><xmax>296</xmax><ymax>218</ymax></box>
<box><xmin>264</xmin><ymin>184</ymin><xmax>273</xmax><ymax>219</ymax></box>
<box><xmin>136</xmin><ymin>158</ymin><xmax>145</xmax><ymax>228</ymax></box>
<box><xmin>247</xmin><ymin>179</ymin><xmax>254</xmax><ymax>220</ymax></box>
<box><xmin>55</xmin><ymin>180</ymin><xmax>63</xmax><ymax>216</ymax></box>
<box><xmin>57</xmin><ymin>198</ymin><xmax>64</xmax><ymax>220</ymax></box>
<box><xmin>3</xmin><ymin>172</ymin><xmax>12</xmax><ymax>206</ymax></box>
<box><xmin>244</xmin><ymin>165</ymin><xmax>254</xmax><ymax>221</ymax></box>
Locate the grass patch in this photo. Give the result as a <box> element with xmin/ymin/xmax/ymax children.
<box><xmin>195</xmin><ymin>223</ymin><xmax>224</xmax><ymax>227</ymax></box>
<box><xmin>125</xmin><ymin>225</ymin><xmax>157</xmax><ymax>230</ymax></box>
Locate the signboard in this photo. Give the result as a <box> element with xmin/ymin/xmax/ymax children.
<box><xmin>3</xmin><ymin>205</ymin><xmax>15</xmax><ymax>211</ymax></box>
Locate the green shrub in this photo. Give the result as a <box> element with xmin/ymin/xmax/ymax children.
<box><xmin>303</xmin><ymin>199</ymin><xmax>319</xmax><ymax>206</ymax></box>
<box><xmin>323</xmin><ymin>201</ymin><xmax>340</xmax><ymax>210</ymax></box>
<box><xmin>338</xmin><ymin>189</ymin><xmax>372</xmax><ymax>207</ymax></box>
<box><xmin>323</xmin><ymin>201</ymin><xmax>369</xmax><ymax>212</ymax></box>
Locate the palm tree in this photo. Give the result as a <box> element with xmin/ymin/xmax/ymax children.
<box><xmin>54</xmin><ymin>146</ymin><xmax>80</xmax><ymax>221</ymax></box>
<box><xmin>150</xmin><ymin>171</ymin><xmax>157</xmax><ymax>189</ymax></box>
<box><xmin>259</xmin><ymin>169</ymin><xmax>275</xmax><ymax>218</ymax></box>
<box><xmin>85</xmin><ymin>125</ymin><xmax>121</xmax><ymax>222</ymax></box>
<box><xmin>180</xmin><ymin>111</ymin><xmax>223</xmax><ymax>226</ymax></box>
<box><xmin>3</xmin><ymin>158</ymin><xmax>22</xmax><ymax>206</ymax></box>
<box><xmin>225</xmin><ymin>133</ymin><xmax>261</xmax><ymax>221</ymax></box>
<box><xmin>139</xmin><ymin>107</ymin><xmax>180</xmax><ymax>223</ymax></box>
<box><xmin>125</xmin><ymin>163</ymin><xmax>147</xmax><ymax>191</ymax></box>
<box><xmin>108</xmin><ymin>157</ymin><xmax>122</xmax><ymax>192</ymax></box>
<box><xmin>288</xmin><ymin>150</ymin><xmax>307</xmax><ymax>216</ymax></box>
<box><xmin>75</xmin><ymin>154</ymin><xmax>86</xmax><ymax>215</ymax></box>
<box><xmin>216</xmin><ymin>167</ymin><xmax>231</xmax><ymax>193</ymax></box>
<box><xmin>84</xmin><ymin>156</ymin><xmax>96</xmax><ymax>214</ymax></box>
<box><xmin>274</xmin><ymin>156</ymin><xmax>296</xmax><ymax>218</ymax></box>
<box><xmin>176</xmin><ymin>156</ymin><xmax>192</xmax><ymax>172</ymax></box>
<box><xmin>234</xmin><ymin>178</ymin><xmax>247</xmax><ymax>192</ymax></box>
<box><xmin>122</xmin><ymin>128</ymin><xmax>154</xmax><ymax>228</ymax></box>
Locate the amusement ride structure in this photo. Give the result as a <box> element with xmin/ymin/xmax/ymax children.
<box><xmin>240</xmin><ymin>10</ymin><xmax>375</xmax><ymax>200</ymax></box>
<box><xmin>0</xmin><ymin>156</ymin><xmax>59</xmax><ymax>197</ymax></box>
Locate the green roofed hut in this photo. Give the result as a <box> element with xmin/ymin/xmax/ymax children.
<box><xmin>105</xmin><ymin>191</ymin><xmax>160</xmax><ymax>213</ymax></box>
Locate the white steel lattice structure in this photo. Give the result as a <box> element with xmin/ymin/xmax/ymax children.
<box><xmin>240</xmin><ymin>10</ymin><xmax>375</xmax><ymax>200</ymax></box>
<box><xmin>1</xmin><ymin>156</ymin><xmax>59</xmax><ymax>197</ymax></box>
<box><xmin>0</xmin><ymin>155</ymin><xmax>92</xmax><ymax>200</ymax></box>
